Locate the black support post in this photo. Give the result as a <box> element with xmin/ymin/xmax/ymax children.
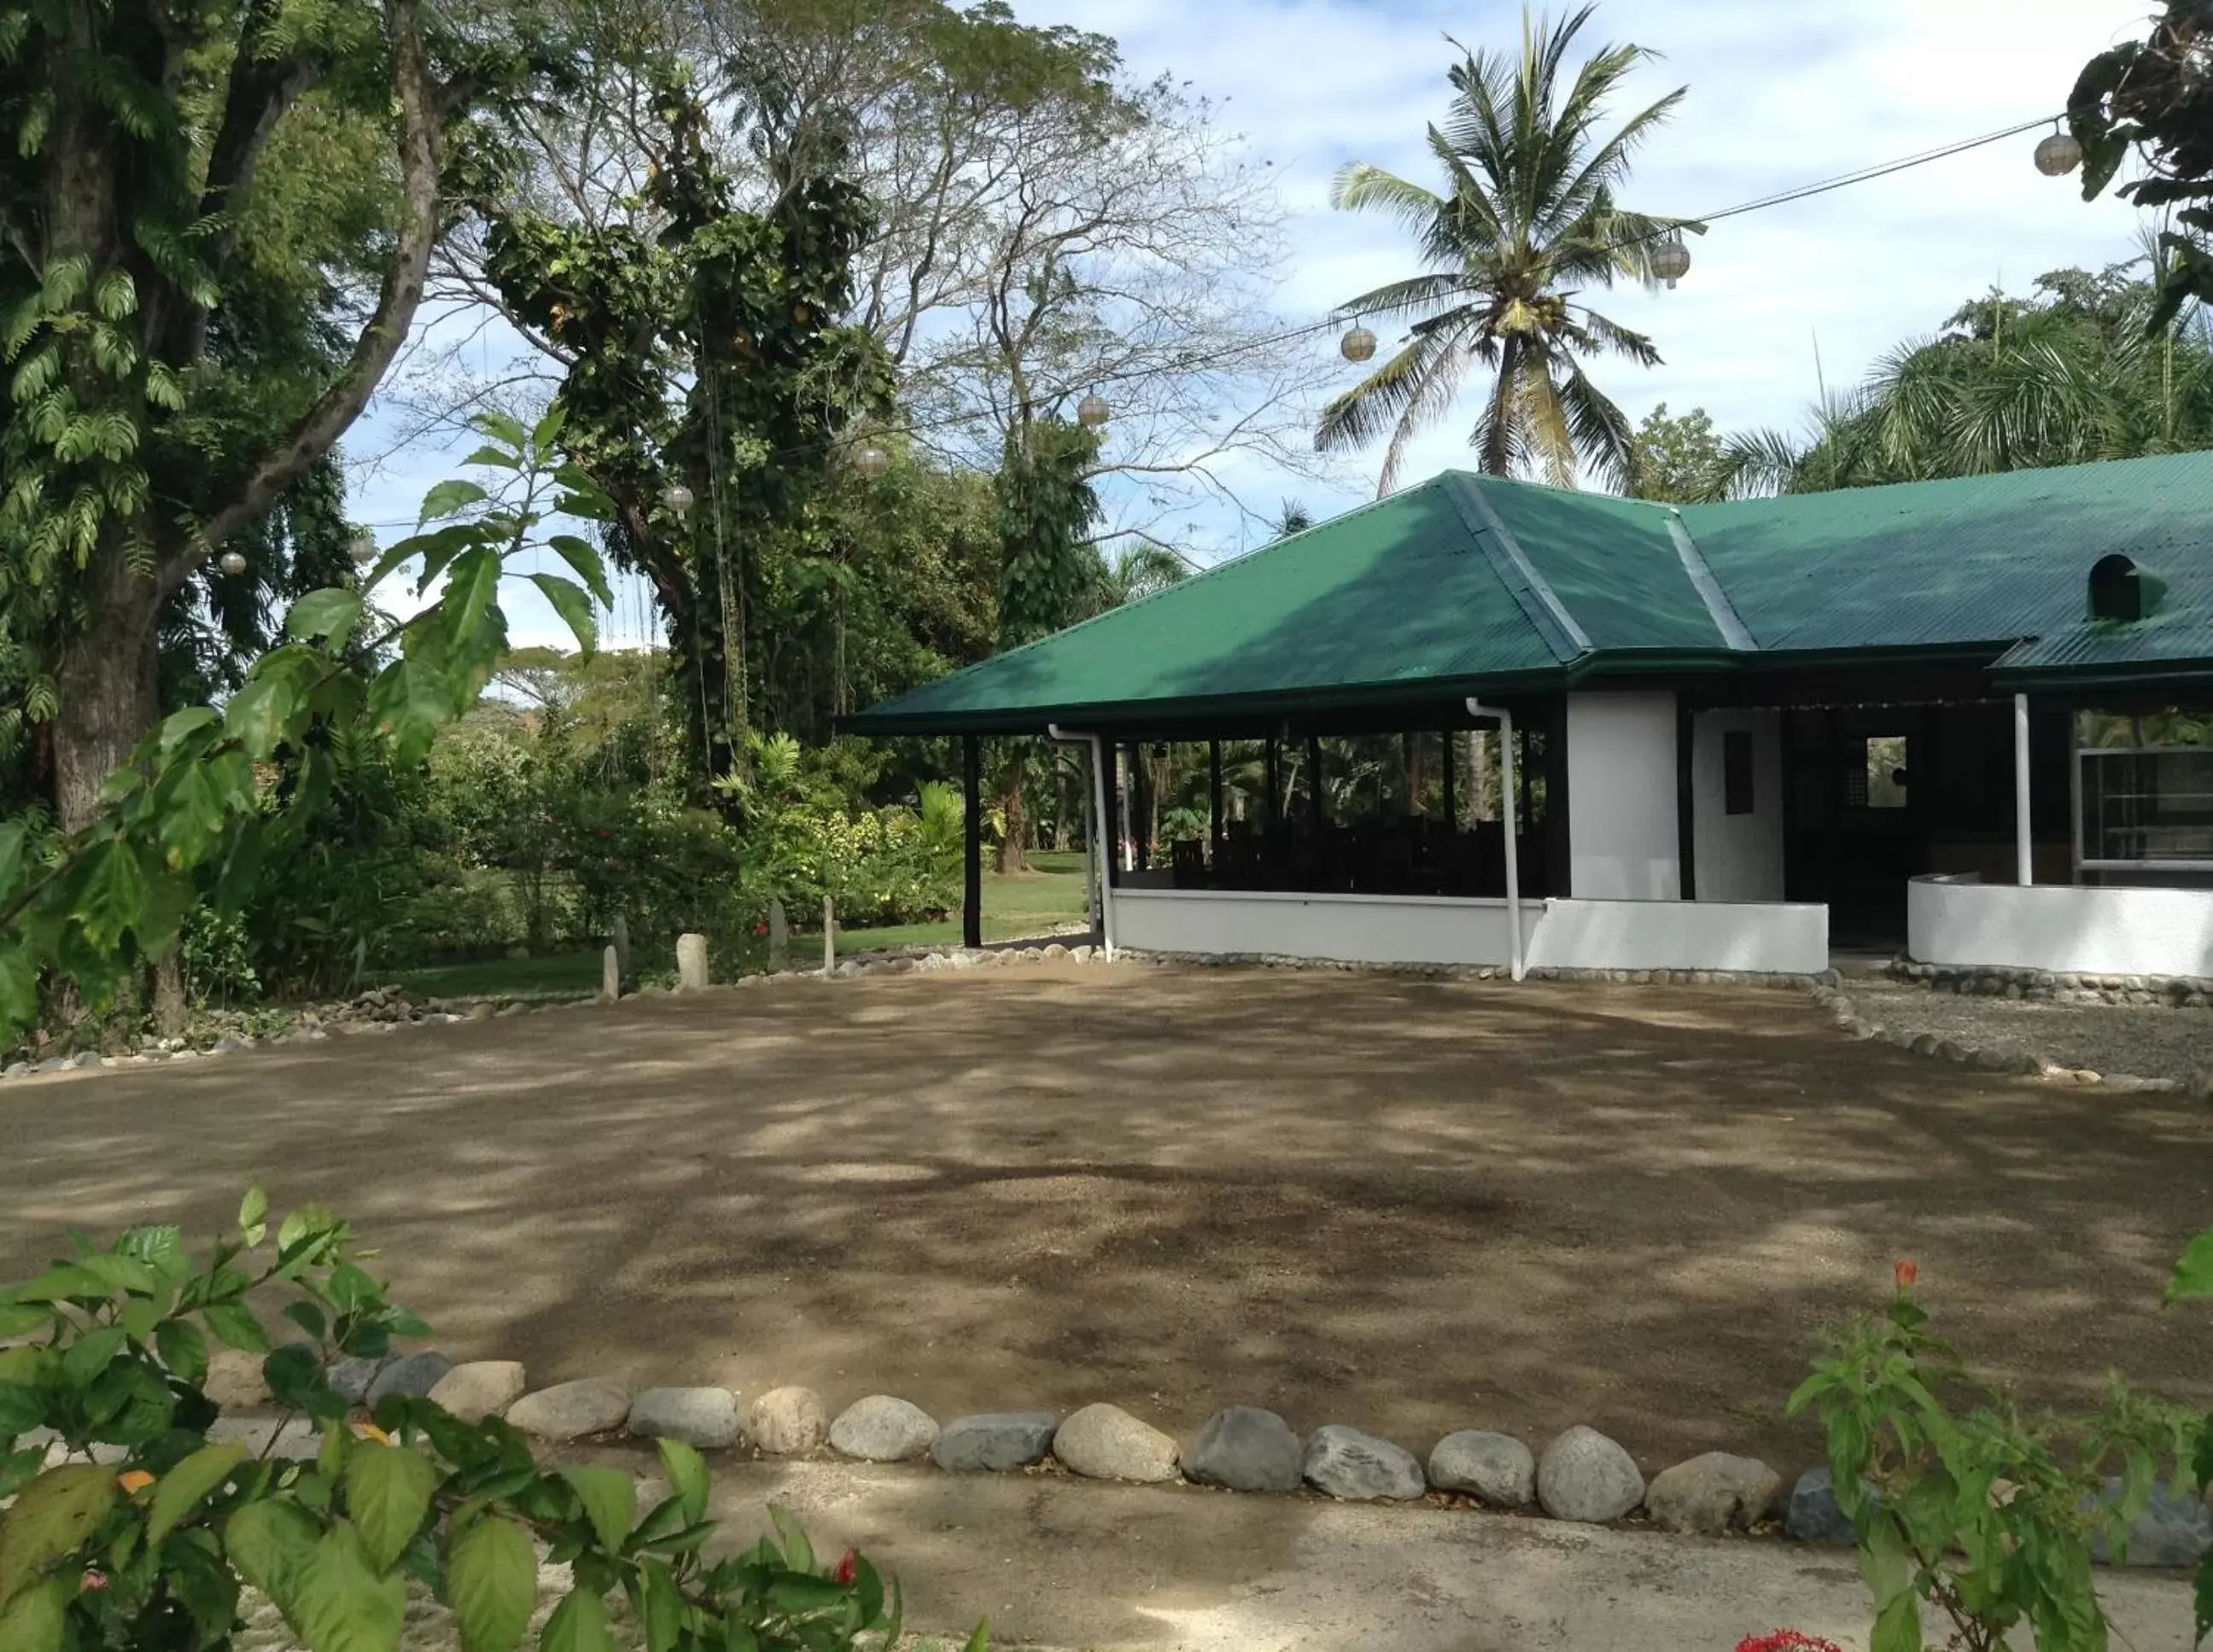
<box><xmin>1264</xmin><ymin>736</ymin><xmax>1280</xmax><ymax>826</ymax></box>
<box><xmin>1208</xmin><ymin>739</ymin><xmax>1223</xmax><ymax>867</ymax></box>
<box><xmin>1441</xmin><ymin>727</ymin><xmax>1457</xmax><ymax>829</ymax></box>
<box><xmin>961</xmin><ymin>734</ymin><xmax>982</xmax><ymax>949</ymax></box>
<box><xmin>1133</xmin><ymin>744</ymin><xmax>1149</xmax><ymax>871</ymax></box>
<box><xmin>1305</xmin><ymin>733</ymin><xmax>1324</xmax><ymax>836</ymax></box>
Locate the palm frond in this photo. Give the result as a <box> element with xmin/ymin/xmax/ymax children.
<box><xmin>1556</xmin><ymin>359</ymin><xmax>1634</xmax><ymax>489</ymax></box>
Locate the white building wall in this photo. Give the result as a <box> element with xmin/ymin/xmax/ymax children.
<box><xmin>1112</xmin><ymin>889</ymin><xmax>1536</xmax><ymax>967</ymax></box>
<box><xmin>1110</xmin><ymin>889</ymin><xmax>1825</xmax><ymax>974</ymax></box>
<box><xmin>1567</xmin><ymin>691</ymin><xmax>1680</xmax><ymax>900</ymax></box>
<box><xmin>1691</xmin><ymin>709</ymin><xmax>1786</xmax><ymax>902</ymax></box>
<box><xmin>1908</xmin><ymin>874</ymin><xmax>2213</xmax><ymax>976</ymax></box>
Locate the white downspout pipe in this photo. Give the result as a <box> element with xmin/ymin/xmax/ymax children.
<box><xmin>2013</xmin><ymin>693</ymin><xmax>2034</xmax><ymax>888</ymax></box>
<box><xmin>1465</xmin><ymin>699</ymin><xmax>1524</xmax><ymax>982</ymax></box>
<box><xmin>1048</xmin><ymin>724</ymin><xmax>1116</xmax><ymax>959</ymax></box>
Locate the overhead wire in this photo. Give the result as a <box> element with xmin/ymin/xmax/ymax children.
<box><xmin>352</xmin><ymin>107</ymin><xmax>2071</xmax><ymax>534</ymax></box>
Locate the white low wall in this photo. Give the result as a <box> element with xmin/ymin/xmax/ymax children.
<box><xmin>1908</xmin><ymin>873</ymin><xmax>2213</xmax><ymax>977</ymax></box>
<box><xmin>1112</xmin><ymin>888</ymin><xmax>1536</xmax><ymax>968</ymax></box>
<box><xmin>1525</xmin><ymin>897</ymin><xmax>1828</xmax><ymax>974</ymax></box>
<box><xmin>1109</xmin><ymin>888</ymin><xmax>1826</xmax><ymax>974</ymax></box>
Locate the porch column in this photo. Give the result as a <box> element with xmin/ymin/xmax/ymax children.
<box><xmin>1208</xmin><ymin>739</ymin><xmax>1223</xmax><ymax>867</ymax></box>
<box><xmin>1676</xmin><ymin>701</ymin><xmax>1697</xmax><ymax>901</ymax></box>
<box><xmin>961</xmin><ymin>734</ymin><xmax>983</xmax><ymax>949</ymax></box>
<box><xmin>2014</xmin><ymin>692</ymin><xmax>2034</xmax><ymax>887</ymax></box>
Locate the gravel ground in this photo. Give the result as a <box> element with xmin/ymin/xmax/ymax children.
<box><xmin>1851</xmin><ymin>978</ymin><xmax>2213</xmax><ymax>1084</ymax></box>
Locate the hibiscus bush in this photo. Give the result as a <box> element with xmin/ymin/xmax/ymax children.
<box><xmin>1791</xmin><ymin>1258</ymin><xmax>2198</xmax><ymax>1652</ymax></box>
<box><xmin>0</xmin><ymin>1191</ymin><xmax>969</xmax><ymax>1652</ymax></box>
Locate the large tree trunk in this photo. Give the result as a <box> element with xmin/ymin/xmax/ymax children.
<box><xmin>996</xmin><ymin>757</ymin><xmax>1029</xmax><ymax>874</ymax></box>
<box><xmin>50</xmin><ymin>571</ymin><xmax>161</xmax><ymax>833</ymax></box>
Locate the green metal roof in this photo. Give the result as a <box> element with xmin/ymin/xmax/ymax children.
<box><xmin>852</xmin><ymin>451</ymin><xmax>2213</xmax><ymax>734</ymax></box>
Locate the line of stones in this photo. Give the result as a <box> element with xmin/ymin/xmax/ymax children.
<box><xmin>1811</xmin><ymin>984</ymin><xmax>2213</xmax><ymax>1097</ymax></box>
<box><xmin>197</xmin><ymin>1349</ymin><xmax>2208</xmax><ymax>1565</ymax></box>
<box><xmin>1887</xmin><ymin>958</ymin><xmax>2213</xmax><ymax>1008</ymax></box>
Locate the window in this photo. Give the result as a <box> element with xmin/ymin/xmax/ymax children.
<box><xmin>1864</xmin><ymin>736</ymin><xmax>1908</xmax><ymax>809</ymax></box>
<box><xmin>2080</xmin><ymin>744</ymin><xmax>2213</xmax><ymax>866</ymax></box>
<box><xmin>1723</xmin><ymin>729</ymin><xmax>1755</xmax><ymax>815</ymax></box>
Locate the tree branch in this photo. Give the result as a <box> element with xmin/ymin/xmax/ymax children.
<box><xmin>169</xmin><ymin>0</ymin><xmax>440</xmax><ymax>596</ymax></box>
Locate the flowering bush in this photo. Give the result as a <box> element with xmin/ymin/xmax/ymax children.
<box><xmin>1790</xmin><ymin>1260</ymin><xmax>2192</xmax><ymax>1652</ymax></box>
<box><xmin>1737</xmin><ymin>1633</ymin><xmax>1844</xmax><ymax>1652</ymax></box>
<box><xmin>0</xmin><ymin>1191</ymin><xmax>969</xmax><ymax>1652</ymax></box>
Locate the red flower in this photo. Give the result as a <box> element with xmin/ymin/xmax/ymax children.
<box><xmin>82</xmin><ymin>1570</ymin><xmax>110</xmax><ymax>1591</ymax></box>
<box><xmin>1737</xmin><ymin>1633</ymin><xmax>1842</xmax><ymax>1652</ymax></box>
<box><xmin>1895</xmin><ymin>1258</ymin><xmax>1919</xmax><ymax>1292</ymax></box>
<box><xmin>833</xmin><ymin>1550</ymin><xmax>858</xmax><ymax>1586</ymax></box>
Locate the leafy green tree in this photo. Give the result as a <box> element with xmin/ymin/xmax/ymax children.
<box><xmin>1718</xmin><ymin>263</ymin><xmax>2213</xmax><ymax>495</ymax></box>
<box><xmin>0</xmin><ymin>0</ymin><xmax>566</xmax><ymax>837</ymax></box>
<box><xmin>0</xmin><ymin>408</ymin><xmax>611</xmax><ymax>1047</ymax></box>
<box><xmin>2071</xmin><ymin>1</ymin><xmax>2213</xmax><ymax>327</ymax></box>
<box><xmin>1624</xmin><ymin>402</ymin><xmax>1725</xmax><ymax>502</ymax></box>
<box><xmin>1317</xmin><ymin>4</ymin><xmax>1690</xmax><ymax>493</ymax></box>
<box><xmin>476</xmin><ymin>57</ymin><xmax>890</xmax><ymax>782</ymax></box>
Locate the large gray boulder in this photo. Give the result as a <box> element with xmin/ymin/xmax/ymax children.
<box><xmin>930</xmin><ymin>1412</ymin><xmax>1059</xmax><ymax>1472</ymax></box>
<box><xmin>828</xmin><ymin>1396</ymin><xmax>939</xmax><ymax>1462</ymax></box>
<box><xmin>2092</xmin><ymin>1478</ymin><xmax>2213</xmax><ymax>1567</ymax></box>
<box><xmin>1182</xmin><ymin>1407</ymin><xmax>1304</xmax><ymax>1493</ymax></box>
<box><xmin>629</xmin><ymin>1386</ymin><xmax>741</xmax><ymax>1449</ymax></box>
<box><xmin>1427</xmin><ymin>1430</ymin><xmax>1535</xmax><ymax>1508</ymax></box>
<box><xmin>1785</xmin><ymin>1467</ymin><xmax>1860</xmax><ymax>1543</ymax></box>
<box><xmin>366</xmin><ymin>1352</ymin><xmax>452</xmax><ymax>1407</ymax></box>
<box><xmin>201</xmin><ymin>1348</ymin><xmax>272</xmax><ymax>1412</ymax></box>
<box><xmin>1302</xmin><ymin>1425</ymin><xmax>1426</xmax><ymax>1502</ymax></box>
<box><xmin>747</xmin><ymin>1386</ymin><xmax>828</xmax><ymax>1456</ymax></box>
<box><xmin>505</xmin><ymin>1379</ymin><xmax>633</xmax><ymax>1441</ymax></box>
<box><xmin>1535</xmin><ymin>1427</ymin><xmax>1644</xmax><ymax>1524</ymax></box>
<box><xmin>1053</xmin><ymin>1403</ymin><xmax>1178</xmax><ymax>1483</ymax></box>
<box><xmin>1643</xmin><ymin>1452</ymin><xmax>1782</xmax><ymax>1534</ymax></box>
<box><xmin>325</xmin><ymin>1357</ymin><xmax>388</xmax><ymax>1405</ymax></box>
<box><xmin>428</xmin><ymin>1361</ymin><xmax>527</xmax><ymax>1423</ymax></box>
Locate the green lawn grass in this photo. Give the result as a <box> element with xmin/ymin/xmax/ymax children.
<box><xmin>388</xmin><ymin>852</ymin><xmax>1095</xmax><ymax>997</ymax></box>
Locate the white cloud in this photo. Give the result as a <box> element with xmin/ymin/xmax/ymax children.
<box><xmin>349</xmin><ymin>0</ymin><xmax>2161</xmax><ymax>633</ymax></box>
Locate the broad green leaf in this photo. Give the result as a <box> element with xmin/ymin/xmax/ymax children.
<box><xmin>527</xmin><ymin>574</ymin><xmax>597</xmax><ymax>657</ymax></box>
<box><xmin>75</xmin><ymin>1252</ymin><xmax>157</xmax><ymax>1295</ymax></box>
<box><xmin>71</xmin><ymin>838</ymin><xmax>146</xmax><ymax>948</ymax></box>
<box><xmin>447</xmin><ymin>1514</ymin><xmax>536</xmax><ymax>1652</ymax></box>
<box><xmin>768</xmin><ymin>1504</ymin><xmax>811</xmax><ymax>1573</ymax></box>
<box><xmin>763</xmin><ymin>1575</ymin><xmax>846</xmax><ymax>1614</ymax></box>
<box><xmin>961</xmin><ymin>1618</ymin><xmax>990</xmax><ymax>1652</ymax></box>
<box><xmin>656</xmin><ymin>1438</ymin><xmax>707</xmax><ymax>1526</ymax></box>
<box><xmin>294</xmin><ymin>1523</ymin><xmax>407</xmax><ymax>1652</ymax></box>
<box><xmin>441</xmin><ymin>547</ymin><xmax>504</xmax><ymax>651</ymax></box>
<box><xmin>0</xmin><ymin>1302</ymin><xmax>47</xmax><ymax>1338</ymax></box>
<box><xmin>2168</xmin><ymin>1229</ymin><xmax>2213</xmax><ymax>1305</ymax></box>
<box><xmin>2197</xmin><ymin>1550</ymin><xmax>2213</xmax><ymax>1646</ymax></box>
<box><xmin>419</xmin><ymin>479</ymin><xmax>489</xmax><ymax>523</ymax></box>
<box><xmin>61</xmin><ymin>1326</ymin><xmax>126</xmax><ymax>1384</ymax></box>
<box><xmin>239</xmin><ymin>1186</ymin><xmax>269</xmax><ymax>1246</ymax></box>
<box><xmin>0</xmin><ymin>1384</ymin><xmax>45</xmax><ymax>1434</ymax></box>
<box><xmin>474</xmin><ymin>411</ymin><xmax>528</xmax><ymax>450</ymax></box>
<box><xmin>0</xmin><ymin>1462</ymin><xmax>118</xmax><ymax>1609</ymax></box>
<box><xmin>531</xmin><ymin>402</ymin><xmax>567</xmax><ymax>449</ymax></box>
<box><xmin>637</xmin><ymin>1558</ymin><xmax>684</xmax><ymax>1652</ymax></box>
<box><xmin>1871</xmin><ymin>1591</ymin><xmax>1920</xmax><ymax>1652</ymax></box>
<box><xmin>558</xmin><ymin>1467</ymin><xmax>634</xmax><ymax>1554</ymax></box>
<box><xmin>157</xmin><ymin>705</ymin><xmax>220</xmax><ymax>753</ymax></box>
<box><xmin>147</xmin><ymin>1443</ymin><xmax>248</xmax><ymax>1546</ymax></box>
<box><xmin>0</xmin><ymin>820</ymin><xmax>26</xmax><ymax>896</ymax></box>
<box><xmin>154</xmin><ymin>1316</ymin><xmax>207</xmax><ymax>1386</ymax></box>
<box><xmin>222</xmin><ymin>677</ymin><xmax>292</xmax><ymax>762</ymax></box>
<box><xmin>225</xmin><ymin>1499</ymin><xmax>321</xmax><ymax>1603</ymax></box>
<box><xmin>201</xmin><ymin>1301</ymin><xmax>270</xmax><ymax>1353</ymax></box>
<box><xmin>539</xmin><ymin>1590</ymin><xmax>615</xmax><ymax>1652</ymax></box>
<box><xmin>286</xmin><ymin>588</ymin><xmax>365</xmax><ymax>645</ymax></box>
<box><xmin>0</xmin><ymin>1577</ymin><xmax>66</xmax><ymax>1652</ymax></box>
<box><xmin>462</xmin><ymin>446</ymin><xmax>521</xmax><ymax>470</ymax></box>
<box><xmin>546</xmin><ymin>536</ymin><xmax>614</xmax><ymax>607</ymax></box>
<box><xmin>346</xmin><ymin>1442</ymin><xmax>438</xmax><ymax>1574</ymax></box>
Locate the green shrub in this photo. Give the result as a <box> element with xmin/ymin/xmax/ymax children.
<box><xmin>0</xmin><ymin>1193</ymin><xmax>972</xmax><ymax>1652</ymax></box>
<box><xmin>1792</xmin><ymin>1259</ymin><xmax>2193</xmax><ymax>1652</ymax></box>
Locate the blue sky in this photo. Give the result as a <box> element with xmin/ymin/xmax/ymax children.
<box><xmin>347</xmin><ymin>0</ymin><xmax>2157</xmax><ymax>649</ymax></box>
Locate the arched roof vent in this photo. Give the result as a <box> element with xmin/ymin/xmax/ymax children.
<box><xmin>2088</xmin><ymin>553</ymin><xmax>2165</xmax><ymax>622</ymax></box>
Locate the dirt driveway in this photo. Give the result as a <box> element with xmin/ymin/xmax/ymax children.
<box><xmin>3</xmin><ymin>965</ymin><xmax>2209</xmax><ymax>1477</ymax></box>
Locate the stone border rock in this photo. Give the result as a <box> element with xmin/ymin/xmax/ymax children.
<box><xmin>1807</xmin><ymin>980</ymin><xmax>2210</xmax><ymax>1097</ymax></box>
<box><xmin>195</xmin><ymin>1351</ymin><xmax>2193</xmax><ymax>1572</ymax></box>
<box><xmin>1886</xmin><ymin>957</ymin><xmax>2213</xmax><ymax>1009</ymax></box>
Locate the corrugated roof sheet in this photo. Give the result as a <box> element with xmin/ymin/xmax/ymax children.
<box><xmin>851</xmin><ymin>450</ymin><xmax>2213</xmax><ymax>733</ymax></box>
<box><xmin>854</xmin><ymin>478</ymin><xmax>1564</xmax><ymax>731</ymax></box>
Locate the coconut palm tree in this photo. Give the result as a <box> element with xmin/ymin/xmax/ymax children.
<box><xmin>1714</xmin><ymin>255</ymin><xmax>2213</xmax><ymax>497</ymax></box>
<box><xmin>1317</xmin><ymin>6</ymin><xmax>1690</xmax><ymax>494</ymax></box>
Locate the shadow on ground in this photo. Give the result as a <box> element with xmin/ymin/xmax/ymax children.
<box><xmin>4</xmin><ymin>965</ymin><xmax>2209</xmax><ymax>1478</ymax></box>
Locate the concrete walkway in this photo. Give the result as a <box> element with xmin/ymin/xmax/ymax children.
<box><xmin>665</xmin><ymin>1455</ymin><xmax>2199</xmax><ymax>1652</ymax></box>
